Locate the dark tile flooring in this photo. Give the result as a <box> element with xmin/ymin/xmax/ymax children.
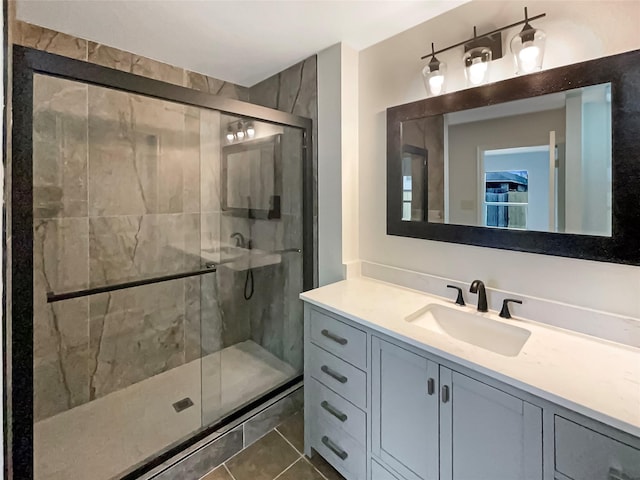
<box><xmin>201</xmin><ymin>412</ymin><xmax>344</xmax><ymax>480</ymax></box>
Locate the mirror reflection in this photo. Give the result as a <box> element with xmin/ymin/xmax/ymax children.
<box><xmin>401</xmin><ymin>82</ymin><xmax>612</xmax><ymax>236</ymax></box>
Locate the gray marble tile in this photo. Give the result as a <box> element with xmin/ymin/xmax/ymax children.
<box><xmin>185</xmin><ymin>71</ymin><xmax>249</xmax><ymax>101</ymax></box>
<box><xmin>226</xmin><ymin>430</ymin><xmax>299</xmax><ymax>480</ymax></box>
<box><xmin>131</xmin><ymin>54</ymin><xmax>184</xmax><ymax>86</ymax></box>
<box><xmin>279</xmin><ymin>459</ymin><xmax>325</xmax><ymax>480</ymax></box>
<box><xmin>87</xmin><ymin>85</ymin><xmax>194</xmax><ymax>216</ymax></box>
<box><xmin>88</xmin><ymin>280</ymin><xmax>186</xmax><ymax>399</ymax></box>
<box><xmin>154</xmin><ymin>426</ymin><xmax>243</xmax><ymax>480</ymax></box>
<box><xmin>88</xmin><ymin>213</ymin><xmax>200</xmax><ymax>287</ymax></box>
<box><xmin>200</xmin><ymin>110</ymin><xmax>222</xmax><ymax>214</ymax></box>
<box><xmin>33</xmin><ymin>217</ymin><xmax>90</xmax><ymax>420</ymax></box>
<box><xmin>243</xmin><ymin>387</ymin><xmax>303</xmax><ymax>446</ymax></box>
<box><xmin>185</xmin><ymin>273</ymin><xmax>223</xmax><ymax>362</ymax></box>
<box><xmin>275</xmin><ymin>411</ymin><xmax>304</xmax><ymax>453</ymax></box>
<box><xmin>202</xmin><ymin>465</ymin><xmax>234</xmax><ymax>480</ymax></box>
<box><xmin>14</xmin><ymin>21</ymin><xmax>87</xmax><ymax>60</ymax></box>
<box><xmin>33</xmin><ymin>75</ymin><xmax>88</xmax><ymax>219</ymax></box>
<box><xmin>87</xmin><ymin>42</ymin><xmax>134</xmax><ymax>71</ymax></box>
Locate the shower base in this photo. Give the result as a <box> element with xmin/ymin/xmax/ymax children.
<box><xmin>34</xmin><ymin>340</ymin><xmax>297</xmax><ymax>480</ymax></box>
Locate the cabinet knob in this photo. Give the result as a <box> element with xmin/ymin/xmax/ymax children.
<box><xmin>441</xmin><ymin>385</ymin><xmax>450</xmax><ymax>403</ymax></box>
<box><xmin>427</xmin><ymin>378</ymin><xmax>435</xmax><ymax>395</ymax></box>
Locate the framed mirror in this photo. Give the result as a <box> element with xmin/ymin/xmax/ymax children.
<box><xmin>222</xmin><ymin>133</ymin><xmax>282</xmax><ymax>219</ymax></box>
<box><xmin>387</xmin><ymin>49</ymin><xmax>640</xmax><ymax>265</ymax></box>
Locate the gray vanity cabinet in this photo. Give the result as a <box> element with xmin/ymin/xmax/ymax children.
<box><xmin>372</xmin><ymin>337</ymin><xmax>543</xmax><ymax>480</ymax></box>
<box><xmin>371</xmin><ymin>337</ymin><xmax>439</xmax><ymax>480</ymax></box>
<box><xmin>439</xmin><ymin>368</ymin><xmax>543</xmax><ymax>480</ymax></box>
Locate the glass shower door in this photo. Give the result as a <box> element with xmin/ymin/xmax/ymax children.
<box><xmin>200</xmin><ymin>116</ymin><xmax>304</xmax><ymax>426</ymax></box>
<box><xmin>32</xmin><ymin>73</ymin><xmax>219</xmax><ymax>480</ymax></box>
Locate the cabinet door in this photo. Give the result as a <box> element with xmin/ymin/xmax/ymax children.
<box><xmin>440</xmin><ymin>368</ymin><xmax>543</xmax><ymax>480</ymax></box>
<box><xmin>372</xmin><ymin>338</ymin><xmax>439</xmax><ymax>480</ymax></box>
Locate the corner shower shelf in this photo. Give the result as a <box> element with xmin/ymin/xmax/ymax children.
<box><xmin>46</xmin><ymin>266</ymin><xmax>217</xmax><ymax>303</ymax></box>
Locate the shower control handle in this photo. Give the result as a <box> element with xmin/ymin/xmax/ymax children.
<box><xmin>321</xmin><ymin>365</ymin><xmax>348</xmax><ymax>384</ymax></box>
<box><xmin>321</xmin><ymin>436</ymin><xmax>348</xmax><ymax>460</ymax></box>
<box><xmin>321</xmin><ymin>401</ymin><xmax>348</xmax><ymax>422</ymax></box>
<box><xmin>321</xmin><ymin>329</ymin><xmax>348</xmax><ymax>345</ymax></box>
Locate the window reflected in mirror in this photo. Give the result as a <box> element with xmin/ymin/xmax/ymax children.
<box><xmin>400</xmin><ymin>82</ymin><xmax>612</xmax><ymax>237</ymax></box>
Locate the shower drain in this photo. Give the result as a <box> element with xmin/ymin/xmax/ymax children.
<box><xmin>172</xmin><ymin>397</ymin><xmax>194</xmax><ymax>413</ymax></box>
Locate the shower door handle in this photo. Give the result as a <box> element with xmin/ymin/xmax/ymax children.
<box><xmin>321</xmin><ymin>365</ymin><xmax>348</xmax><ymax>384</ymax></box>
<box><xmin>321</xmin><ymin>329</ymin><xmax>347</xmax><ymax>345</ymax></box>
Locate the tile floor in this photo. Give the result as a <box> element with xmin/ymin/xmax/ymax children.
<box><xmin>200</xmin><ymin>412</ymin><xmax>344</xmax><ymax>480</ymax></box>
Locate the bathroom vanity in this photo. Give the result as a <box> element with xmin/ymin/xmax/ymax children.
<box><xmin>301</xmin><ymin>278</ymin><xmax>640</xmax><ymax>480</ymax></box>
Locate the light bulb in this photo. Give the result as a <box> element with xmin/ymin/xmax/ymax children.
<box><xmin>226</xmin><ymin>130</ymin><xmax>235</xmax><ymax>142</ymax></box>
<box><xmin>246</xmin><ymin>124</ymin><xmax>255</xmax><ymax>137</ymax></box>
<box><xmin>468</xmin><ymin>60</ymin><xmax>488</xmax><ymax>85</ymax></box>
<box><xmin>518</xmin><ymin>43</ymin><xmax>541</xmax><ymax>73</ymax></box>
<box><xmin>236</xmin><ymin>130</ymin><xmax>245</xmax><ymax>139</ymax></box>
<box><xmin>428</xmin><ymin>74</ymin><xmax>444</xmax><ymax>95</ymax></box>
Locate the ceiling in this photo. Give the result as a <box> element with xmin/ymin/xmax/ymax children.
<box><xmin>16</xmin><ymin>0</ymin><xmax>469</xmax><ymax>86</ymax></box>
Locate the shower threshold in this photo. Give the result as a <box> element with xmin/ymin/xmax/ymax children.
<box><xmin>34</xmin><ymin>340</ymin><xmax>297</xmax><ymax>480</ymax></box>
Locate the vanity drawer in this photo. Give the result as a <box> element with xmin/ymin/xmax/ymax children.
<box><xmin>308</xmin><ymin>378</ymin><xmax>366</xmax><ymax>445</ymax></box>
<box><xmin>310</xmin><ymin>418</ymin><xmax>366</xmax><ymax>480</ymax></box>
<box><xmin>309</xmin><ymin>343</ymin><xmax>367</xmax><ymax>409</ymax></box>
<box><xmin>555</xmin><ymin>416</ymin><xmax>640</xmax><ymax>480</ymax></box>
<box><xmin>310</xmin><ymin>309</ymin><xmax>367</xmax><ymax>370</ymax></box>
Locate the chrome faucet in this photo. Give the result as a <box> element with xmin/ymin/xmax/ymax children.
<box><xmin>469</xmin><ymin>280</ymin><xmax>488</xmax><ymax>312</ymax></box>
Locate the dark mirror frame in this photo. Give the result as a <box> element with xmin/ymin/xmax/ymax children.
<box><xmin>387</xmin><ymin>49</ymin><xmax>640</xmax><ymax>265</ymax></box>
<box><xmin>222</xmin><ymin>133</ymin><xmax>282</xmax><ymax>219</ymax></box>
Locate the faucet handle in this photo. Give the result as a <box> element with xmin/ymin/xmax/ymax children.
<box><xmin>446</xmin><ymin>285</ymin><xmax>465</xmax><ymax>306</ymax></box>
<box><xmin>499</xmin><ymin>298</ymin><xmax>523</xmax><ymax>319</ymax></box>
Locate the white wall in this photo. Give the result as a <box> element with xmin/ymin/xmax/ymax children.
<box><xmin>358</xmin><ymin>0</ymin><xmax>640</xmax><ymax>318</ymax></box>
<box><xmin>318</xmin><ymin>43</ymin><xmax>360</xmax><ymax>285</ymax></box>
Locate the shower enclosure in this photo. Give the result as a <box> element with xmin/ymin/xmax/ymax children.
<box><xmin>8</xmin><ymin>46</ymin><xmax>313</xmax><ymax>480</ymax></box>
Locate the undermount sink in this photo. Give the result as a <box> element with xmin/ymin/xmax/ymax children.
<box><xmin>406</xmin><ymin>303</ymin><xmax>531</xmax><ymax>357</ymax></box>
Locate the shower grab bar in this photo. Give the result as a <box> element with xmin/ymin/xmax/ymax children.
<box><xmin>47</xmin><ymin>266</ymin><xmax>217</xmax><ymax>303</ymax></box>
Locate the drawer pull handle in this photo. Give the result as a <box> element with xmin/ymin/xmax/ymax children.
<box><xmin>321</xmin><ymin>329</ymin><xmax>348</xmax><ymax>345</ymax></box>
<box><xmin>321</xmin><ymin>365</ymin><xmax>348</xmax><ymax>384</ymax></box>
<box><xmin>609</xmin><ymin>468</ymin><xmax>639</xmax><ymax>480</ymax></box>
<box><xmin>427</xmin><ymin>378</ymin><xmax>435</xmax><ymax>396</ymax></box>
<box><xmin>321</xmin><ymin>401</ymin><xmax>348</xmax><ymax>422</ymax></box>
<box><xmin>321</xmin><ymin>435</ymin><xmax>348</xmax><ymax>460</ymax></box>
<box><xmin>441</xmin><ymin>385</ymin><xmax>450</xmax><ymax>403</ymax></box>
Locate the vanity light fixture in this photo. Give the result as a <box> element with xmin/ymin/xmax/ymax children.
<box><xmin>420</xmin><ymin>7</ymin><xmax>546</xmax><ymax>94</ymax></box>
<box><xmin>226</xmin><ymin>120</ymin><xmax>255</xmax><ymax>143</ymax></box>
<box><xmin>226</xmin><ymin>125</ymin><xmax>235</xmax><ymax>143</ymax></box>
<box><xmin>422</xmin><ymin>43</ymin><xmax>447</xmax><ymax>96</ymax></box>
<box><xmin>510</xmin><ymin>7</ymin><xmax>546</xmax><ymax>74</ymax></box>
<box><xmin>246</xmin><ymin>121</ymin><xmax>256</xmax><ymax>138</ymax></box>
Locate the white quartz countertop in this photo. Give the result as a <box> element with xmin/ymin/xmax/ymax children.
<box><xmin>300</xmin><ymin>277</ymin><xmax>640</xmax><ymax>438</ymax></box>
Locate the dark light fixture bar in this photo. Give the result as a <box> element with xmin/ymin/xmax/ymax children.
<box><xmin>420</xmin><ymin>10</ymin><xmax>546</xmax><ymax>59</ymax></box>
<box><xmin>47</xmin><ymin>266</ymin><xmax>217</xmax><ymax>303</ymax></box>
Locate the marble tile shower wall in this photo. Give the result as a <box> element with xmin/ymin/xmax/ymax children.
<box><xmin>33</xmin><ymin>74</ymin><xmax>220</xmax><ymax>421</ymax></box>
<box><xmin>17</xmin><ymin>20</ymin><xmax>315</xmax><ymax>421</ymax></box>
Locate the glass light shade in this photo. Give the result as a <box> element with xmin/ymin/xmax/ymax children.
<box><xmin>226</xmin><ymin>128</ymin><xmax>235</xmax><ymax>142</ymax></box>
<box><xmin>511</xmin><ymin>26</ymin><xmax>546</xmax><ymax>74</ymax></box>
<box><xmin>246</xmin><ymin>123</ymin><xmax>256</xmax><ymax>137</ymax></box>
<box><xmin>236</xmin><ymin>129</ymin><xmax>245</xmax><ymax>139</ymax></box>
<box><xmin>422</xmin><ymin>61</ymin><xmax>447</xmax><ymax>97</ymax></box>
<box><xmin>464</xmin><ymin>47</ymin><xmax>492</xmax><ymax>86</ymax></box>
